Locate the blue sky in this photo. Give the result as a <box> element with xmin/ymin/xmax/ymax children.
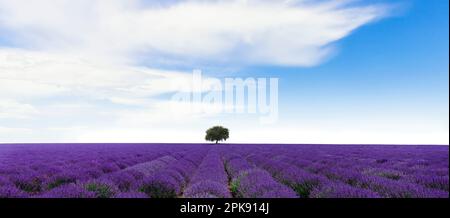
<box><xmin>0</xmin><ymin>0</ymin><xmax>448</xmax><ymax>144</ymax></box>
<box><xmin>270</xmin><ymin>0</ymin><xmax>449</xmax><ymax>129</ymax></box>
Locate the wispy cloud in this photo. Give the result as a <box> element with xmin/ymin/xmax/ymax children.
<box><xmin>0</xmin><ymin>0</ymin><xmax>401</xmax><ymax>143</ymax></box>
<box><xmin>0</xmin><ymin>99</ymin><xmax>38</xmax><ymax>119</ymax></box>
<box><xmin>0</xmin><ymin>48</ymin><xmax>233</xmax><ymax>141</ymax></box>
<box><xmin>0</xmin><ymin>48</ymin><xmax>210</xmax><ymax>96</ymax></box>
<box><xmin>0</xmin><ymin>0</ymin><xmax>390</xmax><ymax>66</ymax></box>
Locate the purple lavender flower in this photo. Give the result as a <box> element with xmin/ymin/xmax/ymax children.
<box><xmin>411</xmin><ymin>174</ymin><xmax>449</xmax><ymax>191</ymax></box>
<box><xmin>125</xmin><ymin>156</ymin><xmax>176</xmax><ymax>177</ymax></box>
<box><xmin>171</xmin><ymin>159</ymin><xmax>197</xmax><ymax>181</ymax></box>
<box><xmin>0</xmin><ymin>143</ymin><xmax>447</xmax><ymax>198</ymax></box>
<box><xmin>186</xmin><ymin>192</ymin><xmax>220</xmax><ymax>198</ymax></box>
<box><xmin>100</xmin><ymin>162</ymin><xmax>120</xmax><ymax>173</ymax></box>
<box><xmin>183</xmin><ymin>150</ymin><xmax>232</xmax><ymax>198</ymax></box>
<box><xmin>0</xmin><ymin>175</ymin><xmax>11</xmax><ymax>186</ymax></box>
<box><xmin>189</xmin><ymin>151</ymin><xmax>229</xmax><ymax>185</ymax></box>
<box><xmin>357</xmin><ymin>175</ymin><xmax>447</xmax><ymax>198</ymax></box>
<box><xmin>260</xmin><ymin>189</ymin><xmax>299</xmax><ymax>198</ymax></box>
<box><xmin>0</xmin><ymin>185</ymin><xmax>29</xmax><ymax>198</ymax></box>
<box><xmin>45</xmin><ymin>172</ymin><xmax>77</xmax><ymax>189</ymax></box>
<box><xmin>103</xmin><ymin>171</ymin><xmax>138</xmax><ymax>192</ymax></box>
<box><xmin>39</xmin><ymin>184</ymin><xmax>96</xmax><ymax>198</ymax></box>
<box><xmin>183</xmin><ymin>180</ymin><xmax>231</xmax><ymax>198</ymax></box>
<box><xmin>115</xmin><ymin>191</ymin><xmax>149</xmax><ymax>198</ymax></box>
<box><xmin>310</xmin><ymin>182</ymin><xmax>381</xmax><ymax>198</ymax></box>
<box><xmin>126</xmin><ymin>169</ymin><xmax>145</xmax><ymax>180</ymax></box>
<box><xmin>82</xmin><ymin>179</ymin><xmax>119</xmax><ymax>198</ymax></box>
<box><xmin>81</xmin><ymin>168</ymin><xmax>103</xmax><ymax>179</ymax></box>
<box><xmin>226</xmin><ymin>157</ymin><xmax>253</xmax><ymax>179</ymax></box>
<box><xmin>232</xmin><ymin>169</ymin><xmax>297</xmax><ymax>198</ymax></box>
<box><xmin>278</xmin><ymin>166</ymin><xmax>329</xmax><ymax>197</ymax></box>
<box><xmin>10</xmin><ymin>173</ymin><xmax>44</xmax><ymax>193</ymax></box>
<box><xmin>139</xmin><ymin>173</ymin><xmax>181</xmax><ymax>198</ymax></box>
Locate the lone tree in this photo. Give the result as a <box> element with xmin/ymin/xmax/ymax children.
<box><xmin>205</xmin><ymin>126</ymin><xmax>229</xmax><ymax>144</ymax></box>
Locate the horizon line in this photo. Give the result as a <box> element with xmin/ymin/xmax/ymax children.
<box><xmin>0</xmin><ymin>142</ymin><xmax>448</xmax><ymax>146</ymax></box>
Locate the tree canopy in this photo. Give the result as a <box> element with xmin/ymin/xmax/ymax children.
<box><xmin>205</xmin><ymin>126</ymin><xmax>229</xmax><ymax>144</ymax></box>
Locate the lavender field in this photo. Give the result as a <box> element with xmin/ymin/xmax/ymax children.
<box><xmin>0</xmin><ymin>144</ymin><xmax>448</xmax><ymax>198</ymax></box>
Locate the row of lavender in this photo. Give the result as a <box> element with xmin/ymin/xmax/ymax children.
<box><xmin>0</xmin><ymin>144</ymin><xmax>302</xmax><ymax>198</ymax></box>
<box><xmin>1</xmin><ymin>144</ymin><xmax>448</xmax><ymax>198</ymax></box>
<box><xmin>218</xmin><ymin>144</ymin><xmax>448</xmax><ymax>198</ymax></box>
<box><xmin>0</xmin><ymin>144</ymin><xmax>210</xmax><ymax>197</ymax></box>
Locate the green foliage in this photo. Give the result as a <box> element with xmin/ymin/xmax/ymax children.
<box><xmin>205</xmin><ymin>126</ymin><xmax>229</xmax><ymax>144</ymax></box>
<box><xmin>378</xmin><ymin>172</ymin><xmax>402</xmax><ymax>180</ymax></box>
<box><xmin>47</xmin><ymin>177</ymin><xmax>75</xmax><ymax>189</ymax></box>
<box><xmin>230</xmin><ymin>179</ymin><xmax>240</xmax><ymax>197</ymax></box>
<box><xmin>139</xmin><ymin>184</ymin><xmax>177</xmax><ymax>198</ymax></box>
<box><xmin>85</xmin><ymin>183</ymin><xmax>116</xmax><ymax>198</ymax></box>
<box><xmin>15</xmin><ymin>178</ymin><xmax>42</xmax><ymax>193</ymax></box>
<box><xmin>291</xmin><ymin>182</ymin><xmax>315</xmax><ymax>198</ymax></box>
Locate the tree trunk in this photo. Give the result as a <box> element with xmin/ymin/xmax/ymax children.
<box><xmin>215</xmin><ymin>140</ymin><xmax>218</xmax><ymax>144</ymax></box>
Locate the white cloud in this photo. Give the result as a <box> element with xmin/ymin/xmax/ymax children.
<box><xmin>0</xmin><ymin>126</ymin><xmax>34</xmax><ymax>143</ymax></box>
<box><xmin>0</xmin><ymin>99</ymin><xmax>38</xmax><ymax>119</ymax></box>
<box><xmin>0</xmin><ymin>0</ymin><xmax>390</xmax><ymax>66</ymax></box>
<box><xmin>0</xmin><ymin>48</ymin><xmax>241</xmax><ymax>140</ymax></box>
<box><xmin>0</xmin><ymin>48</ymin><xmax>204</xmax><ymax>100</ymax></box>
<box><xmin>6</xmin><ymin>1</ymin><xmax>442</xmax><ymax>145</ymax></box>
